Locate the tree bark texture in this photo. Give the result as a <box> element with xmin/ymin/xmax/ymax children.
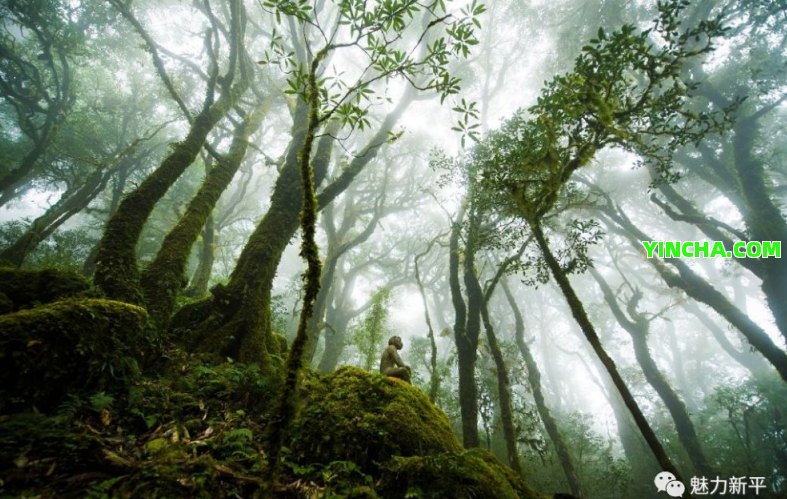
<box><xmin>140</xmin><ymin>102</ymin><xmax>266</xmax><ymax>327</ymax></box>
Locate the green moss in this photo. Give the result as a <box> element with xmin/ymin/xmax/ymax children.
<box><xmin>0</xmin><ymin>267</ymin><xmax>93</xmax><ymax>313</ymax></box>
<box><xmin>0</xmin><ymin>298</ymin><xmax>149</xmax><ymax>412</ymax></box>
<box><xmin>289</xmin><ymin>366</ymin><xmax>461</xmax><ymax>474</ymax></box>
<box><xmin>380</xmin><ymin>448</ymin><xmax>546</xmax><ymax>499</ymax></box>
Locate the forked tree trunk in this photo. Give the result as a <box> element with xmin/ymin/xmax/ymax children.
<box><xmin>591</xmin><ymin>267</ymin><xmax>714</xmax><ymax>477</ymax></box>
<box><xmin>94</xmin><ymin>0</ymin><xmax>249</xmax><ymax>303</ymax></box>
<box><xmin>182</xmin><ymin>94</ymin><xmax>413</xmax><ymax>363</ymax></box>
<box><xmin>140</xmin><ymin>102</ymin><xmax>266</xmax><ymax>327</ymax></box>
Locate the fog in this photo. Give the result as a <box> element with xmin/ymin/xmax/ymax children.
<box><xmin>1</xmin><ymin>0</ymin><xmax>785</xmax><ymax>497</ymax></box>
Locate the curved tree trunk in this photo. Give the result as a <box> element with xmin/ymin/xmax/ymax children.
<box><xmin>94</xmin><ymin>92</ymin><xmax>246</xmax><ymax>303</ymax></box>
<box><xmin>501</xmin><ymin>280</ymin><xmax>583</xmax><ymax>497</ymax></box>
<box><xmin>94</xmin><ymin>0</ymin><xmax>250</xmax><ymax>303</ymax></box>
<box><xmin>140</xmin><ymin>102</ymin><xmax>266</xmax><ymax>327</ymax></box>
<box><xmin>591</xmin><ymin>267</ymin><xmax>714</xmax><ymax>477</ymax></box>
<box><xmin>531</xmin><ymin>222</ymin><xmax>684</xmax><ymax>484</ymax></box>
<box><xmin>184</xmin><ymin>94</ymin><xmax>413</xmax><ymax>363</ymax></box>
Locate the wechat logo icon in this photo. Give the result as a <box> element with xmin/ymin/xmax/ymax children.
<box><xmin>655</xmin><ymin>471</ymin><xmax>685</xmax><ymax>497</ymax></box>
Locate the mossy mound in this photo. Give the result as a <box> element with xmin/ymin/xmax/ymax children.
<box><xmin>290</xmin><ymin>366</ymin><xmax>461</xmax><ymax>473</ymax></box>
<box><xmin>380</xmin><ymin>448</ymin><xmax>546</xmax><ymax>499</ymax></box>
<box><xmin>0</xmin><ymin>267</ymin><xmax>93</xmax><ymax>314</ymax></box>
<box><xmin>0</xmin><ymin>362</ymin><xmax>547</xmax><ymax>498</ymax></box>
<box><xmin>0</xmin><ymin>298</ymin><xmax>149</xmax><ymax>412</ymax></box>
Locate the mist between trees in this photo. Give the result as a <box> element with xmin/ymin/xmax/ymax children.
<box><xmin>0</xmin><ymin>0</ymin><xmax>785</xmax><ymax>497</ymax></box>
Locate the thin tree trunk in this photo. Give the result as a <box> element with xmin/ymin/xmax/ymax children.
<box><xmin>531</xmin><ymin>222</ymin><xmax>684</xmax><ymax>484</ymax></box>
<box><xmin>599</xmin><ymin>205</ymin><xmax>787</xmax><ymax>382</ymax></box>
<box><xmin>415</xmin><ymin>237</ymin><xmax>441</xmax><ymax>402</ymax></box>
<box><xmin>590</xmin><ymin>267</ymin><xmax>714</xmax><ymax>477</ymax></box>
<box><xmin>502</xmin><ymin>280</ymin><xmax>583</xmax><ymax>497</ymax></box>
<box><xmin>474</xmin><ymin>271</ymin><xmax>522</xmax><ymax>476</ymax></box>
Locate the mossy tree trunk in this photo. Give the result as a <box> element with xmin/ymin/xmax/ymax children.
<box><xmin>590</xmin><ymin>267</ymin><xmax>714</xmax><ymax>477</ymax></box>
<box><xmin>93</xmin><ymin>0</ymin><xmax>250</xmax><ymax>303</ymax></box>
<box><xmin>185</xmin><ymin>93</ymin><xmax>413</xmax><ymax>363</ymax></box>
<box><xmin>83</xmin><ymin>158</ymin><xmax>134</xmax><ymax>276</ymax></box>
<box><xmin>473</xmin><ymin>271</ymin><xmax>521</xmax><ymax>476</ymax></box>
<box><xmin>531</xmin><ymin>221</ymin><xmax>685</xmax><ymax>484</ymax></box>
<box><xmin>140</xmin><ymin>101</ymin><xmax>266</xmax><ymax>328</ymax></box>
<box><xmin>264</xmin><ymin>48</ymin><xmax>327</xmax><ymax>488</ymax></box>
<box><xmin>501</xmin><ymin>280</ymin><xmax>583</xmax><ymax>497</ymax></box>
<box><xmin>449</xmin><ymin>203</ymin><xmax>479</xmax><ymax>448</ymax></box>
<box><xmin>185</xmin><ymin>102</ymin><xmax>332</xmax><ymax>362</ymax></box>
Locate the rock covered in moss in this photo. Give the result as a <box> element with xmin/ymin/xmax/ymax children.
<box><xmin>0</xmin><ymin>298</ymin><xmax>149</xmax><ymax>412</ymax></box>
<box><xmin>0</xmin><ymin>267</ymin><xmax>93</xmax><ymax>314</ymax></box>
<box><xmin>380</xmin><ymin>448</ymin><xmax>547</xmax><ymax>499</ymax></box>
<box><xmin>288</xmin><ymin>367</ymin><xmax>546</xmax><ymax>498</ymax></box>
<box><xmin>289</xmin><ymin>366</ymin><xmax>461</xmax><ymax>473</ymax></box>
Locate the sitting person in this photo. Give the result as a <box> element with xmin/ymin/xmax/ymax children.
<box><xmin>380</xmin><ymin>335</ymin><xmax>411</xmax><ymax>383</ymax></box>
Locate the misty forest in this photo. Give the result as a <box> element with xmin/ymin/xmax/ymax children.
<box><xmin>0</xmin><ymin>0</ymin><xmax>785</xmax><ymax>497</ymax></box>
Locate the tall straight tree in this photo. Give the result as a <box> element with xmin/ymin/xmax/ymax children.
<box><xmin>469</xmin><ymin>0</ymin><xmax>733</xmax><ymax>484</ymax></box>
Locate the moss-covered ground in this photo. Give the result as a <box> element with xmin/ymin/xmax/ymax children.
<box><xmin>0</xmin><ymin>269</ymin><xmax>550</xmax><ymax>498</ymax></box>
